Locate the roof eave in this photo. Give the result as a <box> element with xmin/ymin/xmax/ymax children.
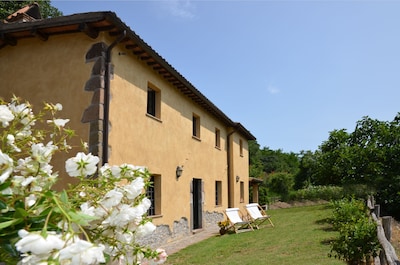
<box><xmin>0</xmin><ymin>11</ymin><xmax>256</xmax><ymax>141</ymax></box>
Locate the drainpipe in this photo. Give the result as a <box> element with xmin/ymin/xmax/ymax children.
<box><xmin>103</xmin><ymin>30</ymin><xmax>126</xmax><ymax>165</ymax></box>
<box><xmin>227</xmin><ymin>129</ymin><xmax>236</xmax><ymax>208</ymax></box>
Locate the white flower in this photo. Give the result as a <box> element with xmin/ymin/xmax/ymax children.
<box><xmin>17</xmin><ymin>253</ymin><xmax>47</xmax><ymax>265</ymax></box>
<box><xmin>115</xmin><ymin>230</ymin><xmax>133</xmax><ymax>244</ymax></box>
<box><xmin>0</xmin><ymin>105</ymin><xmax>14</xmax><ymax>127</ymax></box>
<box><xmin>0</xmin><ymin>150</ymin><xmax>13</xmax><ymax>184</ymax></box>
<box><xmin>7</xmin><ymin>134</ymin><xmax>21</xmax><ymax>152</ymax></box>
<box><xmin>59</xmin><ymin>239</ymin><xmax>105</xmax><ymax>264</ymax></box>
<box><xmin>146</xmin><ymin>249</ymin><xmax>168</xmax><ymax>265</ymax></box>
<box><xmin>104</xmin><ymin>204</ymin><xmax>141</xmax><ymax>227</ymax></box>
<box><xmin>65</xmin><ymin>152</ymin><xmax>99</xmax><ymax>177</ymax></box>
<box><xmin>54</xmin><ymin>103</ymin><xmax>63</xmax><ymax>111</ymax></box>
<box><xmin>15</xmin><ymin>229</ymin><xmax>64</xmax><ymax>255</ymax></box>
<box><xmin>31</xmin><ymin>142</ymin><xmax>57</xmax><ymax>164</ymax></box>
<box><xmin>124</xmin><ymin>177</ymin><xmax>145</xmax><ymax>199</ymax></box>
<box><xmin>25</xmin><ymin>194</ymin><xmax>37</xmax><ymax>207</ymax></box>
<box><xmin>99</xmin><ymin>164</ymin><xmax>122</xmax><ymax>179</ymax></box>
<box><xmin>140</xmin><ymin>197</ymin><xmax>152</xmax><ymax>212</ymax></box>
<box><xmin>80</xmin><ymin>202</ymin><xmax>95</xmax><ymax>217</ymax></box>
<box><xmin>9</xmin><ymin>102</ymin><xmax>34</xmax><ymax>126</ymax></box>
<box><xmin>21</xmin><ymin>176</ymin><xmax>35</xmax><ymax>187</ymax></box>
<box><xmin>100</xmin><ymin>189</ymin><xmax>123</xmax><ymax>209</ymax></box>
<box><xmin>136</xmin><ymin>222</ymin><xmax>156</xmax><ymax>238</ymax></box>
<box><xmin>47</xmin><ymin>118</ymin><xmax>69</xmax><ymax>127</ymax></box>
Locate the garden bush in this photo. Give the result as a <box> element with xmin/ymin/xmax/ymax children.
<box><xmin>289</xmin><ymin>185</ymin><xmax>344</xmax><ymax>201</ymax></box>
<box><xmin>329</xmin><ymin>198</ymin><xmax>380</xmax><ymax>264</ymax></box>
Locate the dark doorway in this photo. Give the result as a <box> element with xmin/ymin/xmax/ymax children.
<box><xmin>192</xmin><ymin>178</ymin><xmax>203</xmax><ymax>230</ymax></box>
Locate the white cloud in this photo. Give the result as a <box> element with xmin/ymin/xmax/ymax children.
<box><xmin>267</xmin><ymin>85</ymin><xmax>280</xmax><ymax>95</ymax></box>
<box><xmin>162</xmin><ymin>0</ymin><xmax>196</xmax><ymax>19</ymax></box>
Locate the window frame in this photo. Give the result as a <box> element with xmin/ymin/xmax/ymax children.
<box><xmin>215</xmin><ymin>180</ymin><xmax>222</xmax><ymax>206</ymax></box>
<box><xmin>239</xmin><ymin>139</ymin><xmax>243</xmax><ymax>157</ymax></box>
<box><xmin>192</xmin><ymin>113</ymin><xmax>200</xmax><ymax>139</ymax></box>
<box><xmin>146</xmin><ymin>85</ymin><xmax>161</xmax><ymax>119</ymax></box>
<box><xmin>215</xmin><ymin>128</ymin><xmax>221</xmax><ymax>149</ymax></box>
<box><xmin>240</xmin><ymin>181</ymin><xmax>244</xmax><ymax>203</ymax></box>
<box><xmin>146</xmin><ymin>174</ymin><xmax>162</xmax><ymax>217</ymax></box>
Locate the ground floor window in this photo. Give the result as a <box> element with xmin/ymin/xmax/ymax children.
<box><xmin>215</xmin><ymin>181</ymin><xmax>222</xmax><ymax>206</ymax></box>
<box><xmin>146</xmin><ymin>175</ymin><xmax>161</xmax><ymax>216</ymax></box>
<box><xmin>240</xmin><ymin>181</ymin><xmax>244</xmax><ymax>203</ymax></box>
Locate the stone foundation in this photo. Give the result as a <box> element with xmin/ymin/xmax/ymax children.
<box><xmin>138</xmin><ymin>211</ymin><xmax>224</xmax><ymax>248</ymax></box>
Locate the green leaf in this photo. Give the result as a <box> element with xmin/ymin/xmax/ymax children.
<box><xmin>60</xmin><ymin>190</ymin><xmax>69</xmax><ymax>204</ymax></box>
<box><xmin>68</xmin><ymin>211</ymin><xmax>98</xmax><ymax>226</ymax></box>
<box><xmin>0</xmin><ymin>181</ymin><xmax>11</xmax><ymax>191</ymax></box>
<box><xmin>14</xmin><ymin>200</ymin><xmax>24</xmax><ymax>210</ymax></box>
<box><xmin>15</xmin><ymin>207</ymin><xmax>28</xmax><ymax>218</ymax></box>
<box><xmin>0</xmin><ymin>218</ymin><xmax>22</xmax><ymax>230</ymax></box>
<box><xmin>0</xmin><ymin>200</ymin><xmax>7</xmax><ymax>210</ymax></box>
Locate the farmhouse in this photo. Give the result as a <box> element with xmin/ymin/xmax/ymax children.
<box><xmin>0</xmin><ymin>4</ymin><xmax>256</xmax><ymax>244</ymax></box>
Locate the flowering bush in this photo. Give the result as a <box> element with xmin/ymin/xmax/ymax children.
<box><xmin>217</xmin><ymin>220</ymin><xmax>230</xmax><ymax>235</ymax></box>
<box><xmin>217</xmin><ymin>220</ymin><xmax>230</xmax><ymax>229</ymax></box>
<box><xmin>0</xmin><ymin>96</ymin><xmax>167</xmax><ymax>264</ymax></box>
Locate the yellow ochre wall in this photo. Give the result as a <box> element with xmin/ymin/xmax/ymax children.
<box><xmin>0</xmin><ymin>33</ymin><xmax>93</xmax><ymax>190</ymax></box>
<box><xmin>0</xmin><ymin>31</ymin><xmax>251</xmax><ymax>230</ymax></box>
<box><xmin>108</xmin><ymin>42</ymin><xmax>251</xmax><ymax>227</ymax></box>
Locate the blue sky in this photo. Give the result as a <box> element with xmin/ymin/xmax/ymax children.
<box><xmin>52</xmin><ymin>0</ymin><xmax>400</xmax><ymax>153</ymax></box>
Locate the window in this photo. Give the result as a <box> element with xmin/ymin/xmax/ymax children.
<box><xmin>215</xmin><ymin>128</ymin><xmax>221</xmax><ymax>148</ymax></box>
<box><xmin>240</xmin><ymin>181</ymin><xmax>244</xmax><ymax>203</ymax></box>
<box><xmin>239</xmin><ymin>139</ymin><xmax>243</xmax><ymax>156</ymax></box>
<box><xmin>147</xmin><ymin>86</ymin><xmax>160</xmax><ymax>118</ymax></box>
<box><xmin>146</xmin><ymin>175</ymin><xmax>161</xmax><ymax>216</ymax></box>
<box><xmin>192</xmin><ymin>114</ymin><xmax>200</xmax><ymax>138</ymax></box>
<box><xmin>215</xmin><ymin>181</ymin><xmax>222</xmax><ymax>206</ymax></box>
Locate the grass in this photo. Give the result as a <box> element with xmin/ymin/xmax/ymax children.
<box><xmin>164</xmin><ymin>204</ymin><xmax>346</xmax><ymax>265</ymax></box>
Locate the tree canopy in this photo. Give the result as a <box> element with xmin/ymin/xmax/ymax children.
<box><xmin>251</xmin><ymin>114</ymin><xmax>400</xmax><ymax>219</ymax></box>
<box><xmin>295</xmin><ymin>114</ymin><xmax>400</xmax><ymax>219</ymax></box>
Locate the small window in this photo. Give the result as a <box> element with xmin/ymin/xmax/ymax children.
<box><xmin>239</xmin><ymin>139</ymin><xmax>243</xmax><ymax>157</ymax></box>
<box><xmin>215</xmin><ymin>181</ymin><xmax>222</xmax><ymax>206</ymax></box>
<box><xmin>240</xmin><ymin>181</ymin><xmax>244</xmax><ymax>203</ymax></box>
<box><xmin>215</xmin><ymin>128</ymin><xmax>221</xmax><ymax>148</ymax></box>
<box><xmin>147</xmin><ymin>86</ymin><xmax>160</xmax><ymax>118</ymax></box>
<box><xmin>192</xmin><ymin>114</ymin><xmax>200</xmax><ymax>138</ymax></box>
<box><xmin>146</xmin><ymin>175</ymin><xmax>161</xmax><ymax>216</ymax></box>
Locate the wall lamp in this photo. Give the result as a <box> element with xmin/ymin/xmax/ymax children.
<box><xmin>236</xmin><ymin>175</ymin><xmax>240</xmax><ymax>182</ymax></box>
<box><xmin>176</xmin><ymin>166</ymin><xmax>183</xmax><ymax>178</ymax></box>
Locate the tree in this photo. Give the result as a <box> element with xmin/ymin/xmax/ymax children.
<box><xmin>0</xmin><ymin>0</ymin><xmax>62</xmax><ymax>20</ymax></box>
<box><xmin>294</xmin><ymin>150</ymin><xmax>318</xmax><ymax>189</ymax></box>
<box><xmin>249</xmin><ymin>140</ymin><xmax>264</xmax><ymax>179</ymax></box>
<box><xmin>315</xmin><ymin>129</ymin><xmax>351</xmax><ymax>185</ymax></box>
<box><xmin>312</xmin><ymin>114</ymin><xmax>400</xmax><ymax>219</ymax></box>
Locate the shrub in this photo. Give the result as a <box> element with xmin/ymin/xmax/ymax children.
<box><xmin>329</xmin><ymin>197</ymin><xmax>367</xmax><ymax>230</ymax></box>
<box><xmin>329</xmin><ymin>198</ymin><xmax>380</xmax><ymax>264</ymax></box>
<box><xmin>290</xmin><ymin>185</ymin><xmax>344</xmax><ymax>201</ymax></box>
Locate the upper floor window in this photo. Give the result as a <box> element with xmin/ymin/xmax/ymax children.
<box><xmin>239</xmin><ymin>139</ymin><xmax>243</xmax><ymax>156</ymax></box>
<box><xmin>215</xmin><ymin>128</ymin><xmax>221</xmax><ymax>148</ymax></box>
<box><xmin>192</xmin><ymin>114</ymin><xmax>200</xmax><ymax>139</ymax></box>
<box><xmin>147</xmin><ymin>86</ymin><xmax>160</xmax><ymax>119</ymax></box>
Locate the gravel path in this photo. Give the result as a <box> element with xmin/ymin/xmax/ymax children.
<box><xmin>158</xmin><ymin>225</ymin><xmax>220</xmax><ymax>255</ymax></box>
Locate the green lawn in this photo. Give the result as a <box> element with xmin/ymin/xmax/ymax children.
<box><xmin>165</xmin><ymin>204</ymin><xmax>346</xmax><ymax>265</ymax></box>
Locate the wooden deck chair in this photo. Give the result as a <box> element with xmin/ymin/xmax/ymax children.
<box><xmin>224</xmin><ymin>208</ymin><xmax>254</xmax><ymax>233</ymax></box>
<box><xmin>245</xmin><ymin>203</ymin><xmax>274</xmax><ymax>229</ymax></box>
